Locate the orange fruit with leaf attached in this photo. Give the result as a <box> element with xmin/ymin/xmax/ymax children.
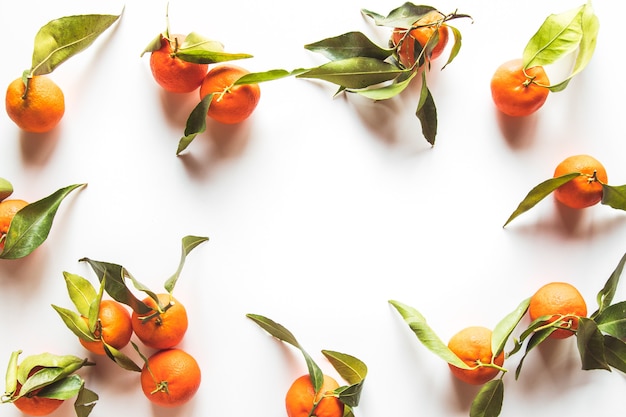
<box><xmin>140</xmin><ymin>348</ymin><xmax>201</xmax><ymax>407</ymax></box>
<box><xmin>79</xmin><ymin>299</ymin><xmax>133</xmax><ymax>355</ymax></box>
<box><xmin>391</xmin><ymin>10</ymin><xmax>449</xmax><ymax>68</ymax></box>
<box><xmin>5</xmin><ymin>75</ymin><xmax>65</xmax><ymax>133</ymax></box>
<box><xmin>149</xmin><ymin>34</ymin><xmax>209</xmax><ymax>94</ymax></box>
<box><xmin>553</xmin><ymin>154</ymin><xmax>608</xmax><ymax>209</ymax></box>
<box><xmin>490</xmin><ymin>58</ymin><xmax>550</xmax><ymax>117</ymax></box>
<box><xmin>285</xmin><ymin>374</ymin><xmax>344</xmax><ymax>417</ymax></box>
<box><xmin>199</xmin><ymin>64</ymin><xmax>261</xmax><ymax>124</ymax></box>
<box><xmin>529</xmin><ymin>282</ymin><xmax>587</xmax><ymax>339</ymax></box>
<box><xmin>12</xmin><ymin>367</ymin><xmax>64</xmax><ymax>416</ymax></box>
<box><xmin>131</xmin><ymin>293</ymin><xmax>188</xmax><ymax>350</ymax></box>
<box><xmin>447</xmin><ymin>326</ymin><xmax>505</xmax><ymax>385</ymax></box>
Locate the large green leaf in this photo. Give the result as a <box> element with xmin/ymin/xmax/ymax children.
<box><xmin>305</xmin><ymin>31</ymin><xmax>392</xmax><ymax>61</ymax></box>
<box><xmin>388</xmin><ymin>300</ymin><xmax>470</xmax><ymax>369</ymax></box>
<box><xmin>592</xmin><ymin>251</ymin><xmax>626</xmax><ymax>318</ymax></box>
<box><xmin>576</xmin><ymin>318</ymin><xmax>610</xmax><ymax>371</ymax></box>
<box><xmin>1</xmin><ymin>183</ymin><xmax>85</xmax><ymax>259</ymax></box>
<box><xmin>62</xmin><ymin>272</ymin><xmax>97</xmax><ymax>317</ymax></box>
<box><xmin>469</xmin><ymin>379</ymin><xmax>504</xmax><ymax>417</ymax></box>
<box><xmin>415</xmin><ymin>72</ymin><xmax>437</xmax><ymax>145</ymax></box>
<box><xmin>361</xmin><ymin>3</ymin><xmax>437</xmax><ymax>29</ymax></box>
<box><xmin>322</xmin><ymin>350</ymin><xmax>367</xmax><ymax>385</ymax></box>
<box><xmin>51</xmin><ymin>305</ymin><xmax>96</xmax><ymax>342</ymax></box>
<box><xmin>603</xmin><ymin>335</ymin><xmax>626</xmax><ymax>374</ymax></box>
<box><xmin>296</xmin><ymin>57</ymin><xmax>403</xmax><ymax>89</ymax></box>
<box><xmin>502</xmin><ymin>173</ymin><xmax>578</xmax><ymax>227</ymax></box>
<box><xmin>36</xmin><ymin>374</ymin><xmax>84</xmax><ymax>400</ymax></box>
<box><xmin>16</xmin><ymin>353</ymin><xmax>89</xmax><ymax>386</ymax></box>
<box><xmin>30</xmin><ymin>13</ymin><xmax>122</xmax><ymax>76</ymax></box>
<box><xmin>491</xmin><ymin>298</ymin><xmax>530</xmax><ymax>357</ymax></box>
<box><xmin>594</xmin><ymin>301</ymin><xmax>626</xmax><ymax>338</ymax></box>
<box><xmin>601</xmin><ymin>184</ymin><xmax>626</xmax><ymax>211</ymax></box>
<box><xmin>348</xmin><ymin>70</ymin><xmax>416</xmax><ymax>100</ymax></box>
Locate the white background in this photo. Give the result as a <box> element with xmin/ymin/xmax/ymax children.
<box><xmin>1</xmin><ymin>0</ymin><xmax>625</xmax><ymax>416</ymax></box>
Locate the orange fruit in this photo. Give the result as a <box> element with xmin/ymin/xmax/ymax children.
<box><xmin>447</xmin><ymin>326</ymin><xmax>505</xmax><ymax>385</ymax></box>
<box><xmin>79</xmin><ymin>299</ymin><xmax>133</xmax><ymax>355</ymax></box>
<box><xmin>390</xmin><ymin>10</ymin><xmax>449</xmax><ymax>68</ymax></box>
<box><xmin>199</xmin><ymin>64</ymin><xmax>261</xmax><ymax>124</ymax></box>
<box><xmin>553</xmin><ymin>154</ymin><xmax>608</xmax><ymax>209</ymax></box>
<box><xmin>0</xmin><ymin>199</ymin><xmax>28</xmax><ymax>235</ymax></box>
<box><xmin>285</xmin><ymin>374</ymin><xmax>344</xmax><ymax>417</ymax></box>
<box><xmin>140</xmin><ymin>348</ymin><xmax>201</xmax><ymax>408</ymax></box>
<box><xmin>12</xmin><ymin>368</ymin><xmax>64</xmax><ymax>416</ymax></box>
<box><xmin>529</xmin><ymin>282</ymin><xmax>588</xmax><ymax>339</ymax></box>
<box><xmin>490</xmin><ymin>58</ymin><xmax>550</xmax><ymax>117</ymax></box>
<box><xmin>149</xmin><ymin>34</ymin><xmax>209</xmax><ymax>94</ymax></box>
<box><xmin>131</xmin><ymin>293</ymin><xmax>188</xmax><ymax>350</ymax></box>
<box><xmin>5</xmin><ymin>75</ymin><xmax>65</xmax><ymax>133</ymax></box>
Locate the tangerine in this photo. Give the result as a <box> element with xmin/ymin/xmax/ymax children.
<box><xmin>140</xmin><ymin>348</ymin><xmax>201</xmax><ymax>408</ymax></box>
<box><xmin>553</xmin><ymin>154</ymin><xmax>608</xmax><ymax>209</ymax></box>
<box><xmin>285</xmin><ymin>374</ymin><xmax>344</xmax><ymax>417</ymax></box>
<box><xmin>490</xmin><ymin>58</ymin><xmax>550</xmax><ymax>117</ymax></box>
<box><xmin>131</xmin><ymin>293</ymin><xmax>188</xmax><ymax>350</ymax></box>
<box><xmin>149</xmin><ymin>34</ymin><xmax>209</xmax><ymax>94</ymax></box>
<box><xmin>529</xmin><ymin>282</ymin><xmax>587</xmax><ymax>339</ymax></box>
<box><xmin>447</xmin><ymin>326</ymin><xmax>505</xmax><ymax>385</ymax></box>
<box><xmin>79</xmin><ymin>299</ymin><xmax>133</xmax><ymax>355</ymax></box>
<box><xmin>12</xmin><ymin>368</ymin><xmax>64</xmax><ymax>416</ymax></box>
<box><xmin>5</xmin><ymin>75</ymin><xmax>65</xmax><ymax>133</ymax></box>
<box><xmin>0</xmin><ymin>199</ymin><xmax>28</xmax><ymax>235</ymax></box>
<box><xmin>391</xmin><ymin>10</ymin><xmax>449</xmax><ymax>68</ymax></box>
<box><xmin>199</xmin><ymin>64</ymin><xmax>261</xmax><ymax>124</ymax></box>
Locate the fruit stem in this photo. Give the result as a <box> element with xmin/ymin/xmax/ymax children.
<box><xmin>533</xmin><ymin>314</ymin><xmax>578</xmax><ymax>334</ymax></box>
<box><xmin>151</xmin><ymin>380</ymin><xmax>169</xmax><ymax>395</ymax></box>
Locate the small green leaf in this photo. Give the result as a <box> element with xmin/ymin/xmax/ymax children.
<box><xmin>36</xmin><ymin>374</ymin><xmax>84</xmax><ymax>400</ymax></box>
<box><xmin>601</xmin><ymin>184</ymin><xmax>626</xmax><ymax>210</ymax></box>
<box><xmin>334</xmin><ymin>382</ymin><xmax>365</xmax><ymax>408</ymax></box>
<box><xmin>348</xmin><ymin>70</ymin><xmax>416</xmax><ymax>100</ymax></box>
<box><xmin>592</xmin><ymin>251</ymin><xmax>626</xmax><ymax>318</ymax></box>
<box><xmin>1</xmin><ymin>184</ymin><xmax>86</xmax><ymax>259</ymax></box>
<box><xmin>0</xmin><ymin>177</ymin><xmax>14</xmax><ymax>201</ymax></box>
<box><xmin>51</xmin><ymin>305</ymin><xmax>96</xmax><ymax>342</ymax></box>
<box><xmin>576</xmin><ymin>317</ymin><xmax>611</xmax><ymax>371</ymax></box>
<box><xmin>442</xmin><ymin>25</ymin><xmax>462</xmax><ymax>70</ymax></box>
<box><xmin>297</xmin><ymin>57</ymin><xmax>404</xmax><ymax>89</ymax></box>
<box><xmin>492</xmin><ymin>298</ymin><xmax>530</xmax><ymax>357</ymax></box>
<box><xmin>177</xmin><ymin>94</ymin><xmax>213</xmax><ymax>156</ymax></box>
<box><xmin>388</xmin><ymin>300</ymin><xmax>470</xmax><ymax>369</ymax></box>
<box><xmin>603</xmin><ymin>335</ymin><xmax>626</xmax><ymax>374</ymax></box>
<box><xmin>305</xmin><ymin>31</ymin><xmax>392</xmax><ymax>61</ymax></box>
<box><xmin>175</xmin><ymin>32</ymin><xmax>252</xmax><ymax>64</ymax></box>
<box><xmin>470</xmin><ymin>379</ymin><xmax>504</xmax><ymax>417</ymax></box>
<box><xmin>31</xmin><ymin>13</ymin><xmax>122</xmax><ymax>76</ymax></box>
<box><xmin>163</xmin><ymin>235</ymin><xmax>208</xmax><ymax>293</ymax></box>
<box><xmin>234</xmin><ymin>68</ymin><xmax>307</xmax><ymax>86</ymax></box>
<box><xmin>62</xmin><ymin>272</ymin><xmax>97</xmax><ymax>317</ymax></box>
<box><xmin>361</xmin><ymin>3</ymin><xmax>436</xmax><ymax>29</ymax></box>
<box><xmin>503</xmin><ymin>173</ymin><xmax>579</xmax><ymax>227</ymax></box>
<box><xmin>4</xmin><ymin>350</ymin><xmax>21</xmax><ymax>396</ymax></box>
<box><xmin>415</xmin><ymin>72</ymin><xmax>437</xmax><ymax>145</ymax></box>
<box><xmin>74</xmin><ymin>383</ymin><xmax>98</xmax><ymax>417</ymax></box>
<box><xmin>514</xmin><ymin>327</ymin><xmax>555</xmax><ymax>379</ymax></box>
<box><xmin>595</xmin><ymin>301</ymin><xmax>626</xmax><ymax>338</ymax></box>
<box><xmin>322</xmin><ymin>350</ymin><xmax>367</xmax><ymax>385</ymax></box>
<box><xmin>102</xmin><ymin>342</ymin><xmax>142</xmax><ymax>372</ymax></box>
<box><xmin>140</xmin><ymin>33</ymin><xmax>164</xmax><ymax>57</ymax></box>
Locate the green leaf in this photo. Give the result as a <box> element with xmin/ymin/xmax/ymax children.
<box><xmin>31</xmin><ymin>13</ymin><xmax>122</xmax><ymax>76</ymax></box>
<box><xmin>492</xmin><ymin>298</ymin><xmax>530</xmax><ymax>357</ymax></box>
<box><xmin>140</xmin><ymin>33</ymin><xmax>164</xmax><ymax>56</ymax></box>
<box><xmin>514</xmin><ymin>327</ymin><xmax>555</xmax><ymax>379</ymax></box>
<box><xmin>502</xmin><ymin>173</ymin><xmax>579</xmax><ymax>227</ymax></box>
<box><xmin>19</xmin><ymin>359</ymin><xmax>90</xmax><ymax>397</ymax></box>
<box><xmin>522</xmin><ymin>2</ymin><xmax>599</xmax><ymax>91</ymax></box>
<box><xmin>296</xmin><ymin>57</ymin><xmax>404</xmax><ymax>89</ymax></box>
<box><xmin>15</xmin><ymin>353</ymin><xmax>89</xmax><ymax>386</ymax></box>
<box><xmin>334</xmin><ymin>382</ymin><xmax>365</xmax><ymax>408</ymax></box>
<box><xmin>348</xmin><ymin>70</ymin><xmax>416</xmax><ymax>100</ymax></box>
<box><xmin>305</xmin><ymin>31</ymin><xmax>392</xmax><ymax>61</ymax></box>
<box><xmin>601</xmin><ymin>184</ymin><xmax>626</xmax><ymax>210</ymax></box>
<box><xmin>388</xmin><ymin>300</ymin><xmax>470</xmax><ymax>369</ymax></box>
<box><xmin>62</xmin><ymin>272</ymin><xmax>97</xmax><ymax>317</ymax></box>
<box><xmin>246</xmin><ymin>314</ymin><xmax>324</xmax><ymax>393</ymax></box>
<box><xmin>361</xmin><ymin>3</ymin><xmax>437</xmax><ymax>29</ymax></box>
<box><xmin>592</xmin><ymin>251</ymin><xmax>626</xmax><ymax>319</ymax></box>
<box><xmin>234</xmin><ymin>68</ymin><xmax>307</xmax><ymax>85</ymax></box>
<box><xmin>163</xmin><ymin>235</ymin><xmax>208</xmax><ymax>293</ymax></box>
<box><xmin>470</xmin><ymin>379</ymin><xmax>504</xmax><ymax>417</ymax></box>
<box><xmin>51</xmin><ymin>304</ymin><xmax>96</xmax><ymax>342</ymax></box>
<box><xmin>441</xmin><ymin>25</ymin><xmax>462</xmax><ymax>70</ymax></box>
<box><xmin>415</xmin><ymin>72</ymin><xmax>437</xmax><ymax>145</ymax></box>
<box><xmin>36</xmin><ymin>374</ymin><xmax>84</xmax><ymax>400</ymax></box>
<box><xmin>4</xmin><ymin>350</ymin><xmax>21</xmax><ymax>396</ymax></box>
<box><xmin>102</xmin><ymin>342</ymin><xmax>142</xmax><ymax>372</ymax></box>
<box><xmin>177</xmin><ymin>94</ymin><xmax>213</xmax><ymax>156</ymax></box>
<box><xmin>175</xmin><ymin>32</ymin><xmax>252</xmax><ymax>64</ymax></box>
<box><xmin>78</xmin><ymin>258</ymin><xmax>153</xmax><ymax>314</ymax></box>
<box><xmin>1</xmin><ymin>184</ymin><xmax>86</xmax><ymax>259</ymax></box>
<box><xmin>322</xmin><ymin>350</ymin><xmax>367</xmax><ymax>385</ymax></box>
<box><xmin>74</xmin><ymin>384</ymin><xmax>98</xmax><ymax>417</ymax></box>
<box><xmin>603</xmin><ymin>335</ymin><xmax>626</xmax><ymax>374</ymax></box>
<box><xmin>0</xmin><ymin>177</ymin><xmax>14</xmax><ymax>201</ymax></box>
<box><xmin>576</xmin><ymin>317</ymin><xmax>611</xmax><ymax>371</ymax></box>
<box><xmin>594</xmin><ymin>301</ymin><xmax>626</xmax><ymax>338</ymax></box>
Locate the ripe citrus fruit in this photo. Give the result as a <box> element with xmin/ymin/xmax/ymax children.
<box><xmin>199</xmin><ymin>64</ymin><xmax>261</xmax><ymax>124</ymax></box>
<box><xmin>553</xmin><ymin>154</ymin><xmax>608</xmax><ymax>209</ymax></box>
<box><xmin>12</xmin><ymin>368</ymin><xmax>64</xmax><ymax>416</ymax></box>
<box><xmin>391</xmin><ymin>10</ymin><xmax>449</xmax><ymax>68</ymax></box>
<box><xmin>490</xmin><ymin>58</ymin><xmax>550</xmax><ymax>117</ymax></box>
<box><xmin>447</xmin><ymin>326</ymin><xmax>505</xmax><ymax>385</ymax></box>
<box><xmin>285</xmin><ymin>374</ymin><xmax>344</xmax><ymax>417</ymax></box>
<box><xmin>79</xmin><ymin>299</ymin><xmax>133</xmax><ymax>355</ymax></box>
<box><xmin>0</xmin><ymin>199</ymin><xmax>28</xmax><ymax>235</ymax></box>
<box><xmin>5</xmin><ymin>75</ymin><xmax>65</xmax><ymax>133</ymax></box>
<box><xmin>131</xmin><ymin>293</ymin><xmax>188</xmax><ymax>350</ymax></box>
<box><xmin>149</xmin><ymin>34</ymin><xmax>209</xmax><ymax>94</ymax></box>
<box><xmin>529</xmin><ymin>282</ymin><xmax>587</xmax><ymax>339</ymax></box>
<box><xmin>140</xmin><ymin>348</ymin><xmax>201</xmax><ymax>408</ymax></box>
